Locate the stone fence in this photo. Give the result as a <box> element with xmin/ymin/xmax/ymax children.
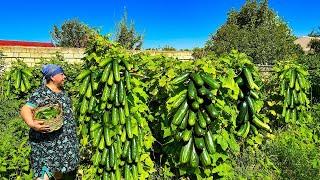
<box><xmin>0</xmin><ymin>46</ymin><xmax>194</xmax><ymax>67</ymax></box>
<box><xmin>0</xmin><ymin>46</ymin><xmax>273</xmax><ymax>74</ymax></box>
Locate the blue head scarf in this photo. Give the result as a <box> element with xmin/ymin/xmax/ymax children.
<box><xmin>41</xmin><ymin>64</ymin><xmax>64</xmax><ymax>86</ymax></box>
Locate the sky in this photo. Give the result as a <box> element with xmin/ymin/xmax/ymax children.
<box><xmin>0</xmin><ymin>0</ymin><xmax>319</xmax><ymax>49</ymax></box>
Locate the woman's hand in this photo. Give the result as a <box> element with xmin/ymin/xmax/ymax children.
<box><xmin>21</xmin><ymin>105</ymin><xmax>51</xmax><ymax>133</ymax></box>
<box><xmin>30</xmin><ymin>120</ymin><xmax>51</xmax><ymax>133</ymax></box>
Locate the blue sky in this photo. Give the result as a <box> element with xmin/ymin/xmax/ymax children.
<box><xmin>0</xmin><ymin>0</ymin><xmax>319</xmax><ymax>49</ymax></box>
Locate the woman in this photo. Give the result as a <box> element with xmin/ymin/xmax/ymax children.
<box><xmin>20</xmin><ymin>64</ymin><xmax>80</xmax><ymax>180</ymax></box>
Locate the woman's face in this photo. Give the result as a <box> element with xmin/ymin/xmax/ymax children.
<box><xmin>51</xmin><ymin>73</ymin><xmax>66</xmax><ymax>86</ymax></box>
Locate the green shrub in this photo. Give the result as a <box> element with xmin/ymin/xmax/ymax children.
<box><xmin>0</xmin><ymin>119</ymin><xmax>32</xmax><ymax>180</ymax></box>
<box><xmin>298</xmin><ymin>54</ymin><xmax>320</xmax><ymax>103</ymax></box>
<box><xmin>232</xmin><ymin>146</ymin><xmax>280</xmax><ymax>179</ymax></box>
<box><xmin>232</xmin><ymin>102</ymin><xmax>320</xmax><ymax>179</ymax></box>
<box><xmin>265</xmin><ymin>126</ymin><xmax>320</xmax><ymax>179</ymax></box>
<box><xmin>232</xmin><ymin>126</ymin><xmax>320</xmax><ymax>179</ymax></box>
<box><xmin>0</xmin><ymin>98</ymin><xmax>32</xmax><ymax>179</ymax></box>
<box><xmin>0</xmin><ymin>97</ymin><xmax>22</xmax><ymax>121</ymax></box>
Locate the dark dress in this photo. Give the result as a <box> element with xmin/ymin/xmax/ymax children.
<box><xmin>26</xmin><ymin>86</ymin><xmax>80</xmax><ymax>178</ymax></box>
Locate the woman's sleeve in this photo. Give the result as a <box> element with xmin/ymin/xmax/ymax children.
<box><xmin>26</xmin><ymin>90</ymin><xmax>41</xmax><ymax>109</ymax></box>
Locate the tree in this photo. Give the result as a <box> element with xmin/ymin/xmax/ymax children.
<box><xmin>51</xmin><ymin>19</ymin><xmax>98</xmax><ymax>48</ymax></box>
<box><xmin>308</xmin><ymin>27</ymin><xmax>320</xmax><ymax>54</ymax></box>
<box><xmin>115</xmin><ymin>10</ymin><xmax>143</xmax><ymax>50</ymax></box>
<box><xmin>192</xmin><ymin>47</ymin><xmax>207</xmax><ymax>59</ymax></box>
<box><xmin>308</xmin><ymin>39</ymin><xmax>320</xmax><ymax>54</ymax></box>
<box><xmin>308</xmin><ymin>27</ymin><xmax>320</xmax><ymax>37</ymax></box>
<box><xmin>162</xmin><ymin>45</ymin><xmax>176</xmax><ymax>51</ymax></box>
<box><xmin>205</xmin><ymin>0</ymin><xmax>302</xmax><ymax>64</ymax></box>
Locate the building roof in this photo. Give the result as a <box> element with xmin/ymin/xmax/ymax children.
<box><xmin>0</xmin><ymin>40</ymin><xmax>54</xmax><ymax>47</ymax></box>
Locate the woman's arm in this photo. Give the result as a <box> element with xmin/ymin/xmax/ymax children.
<box><xmin>20</xmin><ymin>105</ymin><xmax>35</xmax><ymax>128</ymax></box>
<box><xmin>20</xmin><ymin>105</ymin><xmax>51</xmax><ymax>133</ymax></box>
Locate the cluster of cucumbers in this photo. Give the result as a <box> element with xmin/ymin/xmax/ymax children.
<box><xmin>235</xmin><ymin>67</ymin><xmax>271</xmax><ymax>138</ymax></box>
<box><xmin>3</xmin><ymin>67</ymin><xmax>33</xmax><ymax>96</ymax></box>
<box><xmin>77</xmin><ymin>55</ymin><xmax>146</xmax><ymax>180</ymax></box>
<box><xmin>280</xmin><ymin>66</ymin><xmax>310</xmax><ymax>123</ymax></box>
<box><xmin>169</xmin><ymin>72</ymin><xmax>221</xmax><ymax>167</ymax></box>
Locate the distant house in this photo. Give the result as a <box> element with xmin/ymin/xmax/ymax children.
<box><xmin>0</xmin><ymin>40</ymin><xmax>53</xmax><ymax>47</ymax></box>
<box><xmin>294</xmin><ymin>36</ymin><xmax>320</xmax><ymax>52</ymax></box>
